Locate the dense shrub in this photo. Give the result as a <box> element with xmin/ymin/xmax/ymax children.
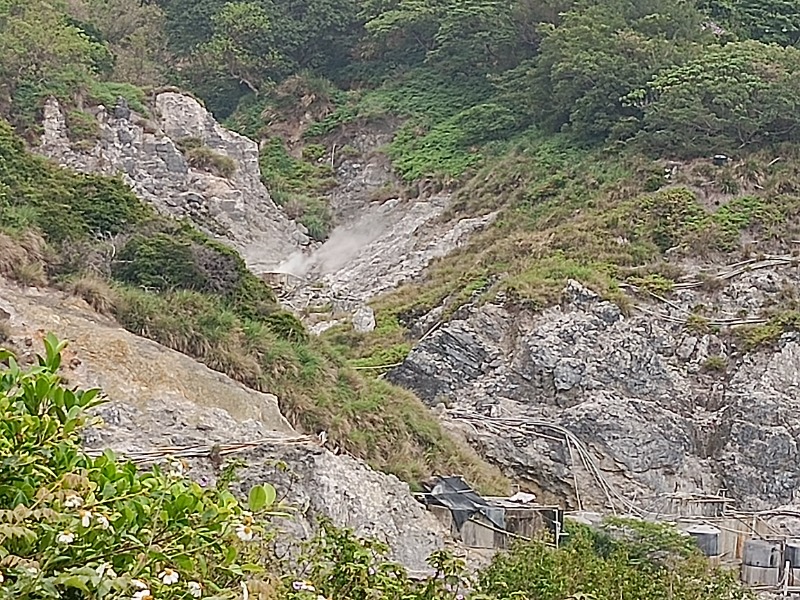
<box><xmin>0</xmin><ymin>120</ymin><xmax>150</xmax><ymax>242</ymax></box>
<box><xmin>630</xmin><ymin>41</ymin><xmax>800</xmax><ymax>157</ymax></box>
<box><xmin>477</xmin><ymin>520</ymin><xmax>751</xmax><ymax>600</ymax></box>
<box><xmin>113</xmin><ymin>233</ymin><xmax>201</xmax><ymax>291</ymax></box>
<box><xmin>184</xmin><ymin>146</ymin><xmax>237</xmax><ymax>178</ymax></box>
<box><xmin>0</xmin><ymin>335</ymin><xmax>279</xmax><ymax>599</ymax></box>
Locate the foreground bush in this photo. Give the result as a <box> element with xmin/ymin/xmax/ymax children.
<box><xmin>0</xmin><ymin>334</ymin><xmax>754</xmax><ymax>600</ymax></box>
<box><xmin>479</xmin><ymin>519</ymin><xmax>752</xmax><ymax>600</ymax></box>
<box><xmin>0</xmin><ymin>334</ymin><xmax>278</xmax><ymax>599</ymax></box>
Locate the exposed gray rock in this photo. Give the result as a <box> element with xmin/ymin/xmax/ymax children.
<box><xmin>279</xmin><ymin>196</ymin><xmax>497</xmax><ymax>332</ymax></box>
<box><xmin>267</xmin><ymin>122</ymin><xmax>497</xmax><ymax>332</ymax></box>
<box><xmin>228</xmin><ymin>446</ymin><xmax>445</xmax><ymax>573</ymax></box>
<box><xmin>389</xmin><ymin>273</ymin><xmax>800</xmax><ymax>512</ymax></box>
<box><xmin>0</xmin><ymin>278</ymin><xmax>447</xmax><ymax>571</ymax></box>
<box><xmin>719</xmin><ymin>339</ymin><xmax>800</xmax><ymax>508</ymax></box>
<box><xmin>38</xmin><ymin>94</ymin><xmax>304</xmax><ymax>272</ymax></box>
<box><xmin>352</xmin><ymin>305</ymin><xmax>377</xmax><ymax>333</ymax></box>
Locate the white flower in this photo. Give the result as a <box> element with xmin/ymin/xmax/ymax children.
<box><xmin>79</xmin><ymin>510</ymin><xmax>93</xmax><ymax>527</ymax></box>
<box><xmin>0</xmin><ymin>571</ymin><xmax>4</xmax><ymax>583</ymax></box>
<box><xmin>64</xmin><ymin>494</ymin><xmax>83</xmax><ymax>509</ymax></box>
<box><xmin>291</xmin><ymin>581</ymin><xmax>316</xmax><ymax>592</ymax></box>
<box><xmin>187</xmin><ymin>581</ymin><xmax>202</xmax><ymax>597</ymax></box>
<box><xmin>57</xmin><ymin>531</ymin><xmax>75</xmax><ymax>544</ymax></box>
<box><xmin>236</xmin><ymin>523</ymin><xmax>254</xmax><ymax>542</ymax></box>
<box><xmin>132</xmin><ymin>589</ymin><xmax>153</xmax><ymax>600</ymax></box>
<box><xmin>165</xmin><ymin>457</ymin><xmax>187</xmax><ymax>478</ymax></box>
<box><xmin>96</xmin><ymin>514</ymin><xmax>111</xmax><ymax>530</ymax></box>
<box><xmin>131</xmin><ymin>579</ymin><xmax>148</xmax><ymax>590</ymax></box>
<box><xmin>317</xmin><ymin>595</ymin><xmax>327</xmax><ymax>600</ymax></box>
<box><xmin>159</xmin><ymin>568</ymin><xmax>180</xmax><ymax>585</ymax></box>
<box><xmin>240</xmin><ymin>511</ymin><xmax>253</xmax><ymax>525</ymax></box>
<box><xmin>96</xmin><ymin>563</ymin><xmax>117</xmax><ymax>579</ymax></box>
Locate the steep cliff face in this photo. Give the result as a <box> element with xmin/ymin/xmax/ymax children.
<box><xmin>389</xmin><ymin>263</ymin><xmax>800</xmax><ymax>512</ymax></box>
<box><xmin>38</xmin><ymin>94</ymin><xmax>306</xmax><ymax>272</ymax></box>
<box><xmin>0</xmin><ymin>278</ymin><xmax>447</xmax><ymax>571</ymax></box>
<box><xmin>275</xmin><ymin>124</ymin><xmax>497</xmax><ymax>331</ymax></box>
<box><xmin>36</xmin><ymin>96</ymin><xmax>495</xmax><ymax>332</ymax></box>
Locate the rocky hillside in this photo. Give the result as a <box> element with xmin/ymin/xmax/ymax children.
<box><xmin>10</xmin><ymin>0</ymin><xmax>800</xmax><ymax>532</ymax></box>
<box><xmin>25</xmin><ymin>67</ymin><xmax>800</xmax><ymax>519</ymax></box>
<box><xmin>389</xmin><ymin>270</ymin><xmax>800</xmax><ymax>511</ymax></box>
<box><xmin>0</xmin><ymin>278</ymin><xmax>447</xmax><ymax>572</ymax></box>
<box><xmin>39</xmin><ymin>93</ymin><xmax>307</xmax><ymax>271</ymax></box>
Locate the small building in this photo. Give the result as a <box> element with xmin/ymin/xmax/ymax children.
<box><xmin>417</xmin><ymin>476</ymin><xmax>563</xmax><ymax>550</ymax></box>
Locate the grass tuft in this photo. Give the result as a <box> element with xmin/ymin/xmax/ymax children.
<box><xmin>64</xmin><ymin>272</ymin><xmax>119</xmax><ymax>315</ymax></box>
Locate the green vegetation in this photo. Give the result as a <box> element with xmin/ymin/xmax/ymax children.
<box><xmin>738</xmin><ymin>311</ymin><xmax>800</xmax><ymax>349</ymax></box>
<box><xmin>0</xmin><ymin>121</ymin><xmax>149</xmax><ymax>242</ymax></box>
<box><xmin>0</xmin><ymin>117</ymin><xmax>504</xmax><ymax>493</ymax></box>
<box><xmin>0</xmin><ymin>335</ymin><xmax>279</xmax><ymax>599</ymax></box>
<box><xmin>257</xmin><ymin>137</ymin><xmax>335</xmax><ymax>240</ymax></box>
<box><xmin>479</xmin><ymin>519</ymin><xmax>750</xmax><ymax>600</ymax></box>
<box><xmin>176</xmin><ymin>138</ymin><xmax>237</xmax><ymax>178</ymax></box>
<box><xmin>702</xmin><ymin>355</ymin><xmax>729</xmax><ymax>373</ymax></box>
<box><xmin>4</xmin><ymin>0</ymin><xmax>800</xmax><ymax>583</ymax></box>
<box><xmin>0</xmin><ymin>337</ymin><xmax>750</xmax><ymax>599</ymax></box>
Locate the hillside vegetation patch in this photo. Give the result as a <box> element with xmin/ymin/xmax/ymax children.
<box><xmin>0</xmin><ymin>115</ymin><xmax>506</xmax><ymax>493</ymax></box>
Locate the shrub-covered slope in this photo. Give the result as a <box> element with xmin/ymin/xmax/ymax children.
<box><xmin>0</xmin><ymin>118</ymin><xmax>506</xmax><ymax>493</ymax></box>
<box><xmin>0</xmin><ymin>337</ymin><xmax>749</xmax><ymax>598</ymax></box>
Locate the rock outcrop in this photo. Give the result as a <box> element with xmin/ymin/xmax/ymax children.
<box><xmin>388</xmin><ymin>267</ymin><xmax>800</xmax><ymax>512</ymax></box>
<box><xmin>38</xmin><ymin>94</ymin><xmax>306</xmax><ymax>272</ymax></box>
<box><xmin>37</xmin><ymin>98</ymin><xmax>496</xmax><ymax>332</ymax></box>
<box><xmin>275</xmin><ymin>124</ymin><xmax>497</xmax><ymax>331</ymax></box>
<box><xmin>0</xmin><ymin>278</ymin><xmax>446</xmax><ymax>571</ymax></box>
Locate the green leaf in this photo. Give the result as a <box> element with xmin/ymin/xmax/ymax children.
<box><xmin>248</xmin><ymin>483</ymin><xmax>276</xmax><ymax>512</ymax></box>
<box><xmin>223</xmin><ymin>545</ymin><xmax>238</xmax><ymax>567</ymax></box>
<box><xmin>101</xmin><ymin>481</ymin><xmax>117</xmax><ymax>499</ymax></box>
<box><xmin>240</xmin><ymin>563</ymin><xmax>265</xmax><ymax>573</ymax></box>
<box><xmin>57</xmin><ymin>575</ymin><xmax>91</xmax><ymax>593</ymax></box>
<box><xmin>174</xmin><ymin>555</ymin><xmax>195</xmax><ymax>571</ymax></box>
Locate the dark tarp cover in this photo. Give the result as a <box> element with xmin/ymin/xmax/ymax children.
<box><xmin>427</xmin><ymin>476</ymin><xmax>505</xmax><ymax>532</ymax></box>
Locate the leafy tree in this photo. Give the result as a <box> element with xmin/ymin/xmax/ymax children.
<box><xmin>629</xmin><ymin>40</ymin><xmax>800</xmax><ymax>157</ymax></box>
<box><xmin>65</xmin><ymin>0</ymin><xmax>170</xmax><ymax>85</ymax></box>
<box><xmin>699</xmin><ymin>0</ymin><xmax>800</xmax><ymax>45</ymax></box>
<box><xmin>509</xmin><ymin>0</ymin><xmax>577</xmax><ymax>53</ymax></box>
<box><xmin>494</xmin><ymin>0</ymin><xmax>707</xmax><ymax>142</ymax></box>
<box><xmin>153</xmin><ymin>0</ymin><xmax>361</xmax><ymax>114</ymax></box>
<box><xmin>200</xmin><ymin>1</ymin><xmax>281</xmax><ymax>95</ymax></box>
<box><xmin>0</xmin><ymin>0</ymin><xmax>111</xmax><ymax>126</ymax></box>
<box><xmin>363</xmin><ymin>0</ymin><xmax>520</xmax><ymax>73</ymax></box>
